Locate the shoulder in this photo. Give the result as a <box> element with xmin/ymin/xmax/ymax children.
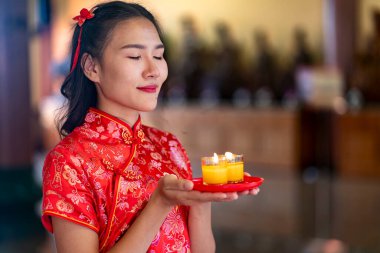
<box><xmin>41</xmin><ymin>134</ymin><xmax>100</xmax><ymax>233</ymax></box>
<box><xmin>43</xmin><ymin>130</ymin><xmax>90</xmax><ymax>178</ymax></box>
<box><xmin>46</xmin><ymin>130</ymin><xmax>84</xmax><ymax>158</ymax></box>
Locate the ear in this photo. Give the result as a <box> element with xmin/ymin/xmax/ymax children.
<box><xmin>81</xmin><ymin>53</ymin><xmax>100</xmax><ymax>83</ymax></box>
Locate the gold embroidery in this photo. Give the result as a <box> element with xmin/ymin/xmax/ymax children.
<box><xmin>102</xmin><ymin>159</ymin><xmax>114</xmax><ymax>171</ymax></box>
<box><xmin>123</xmin><ymin>163</ymin><xmax>142</xmax><ymax>180</ymax></box>
<box><xmin>62</xmin><ymin>165</ymin><xmax>81</xmax><ymax>186</ymax></box>
<box><xmin>56</xmin><ymin>200</ymin><xmax>74</xmax><ymax>213</ymax></box>
<box><xmin>122</xmin><ymin>128</ymin><xmax>144</xmax><ymax>145</ymax></box>
<box><xmin>124</xmin><ymin>169</ymin><xmax>142</xmax><ymax>180</ymax></box>
<box><xmin>122</xmin><ymin>129</ymin><xmax>133</xmax><ymax>144</ymax></box>
<box><xmin>137</xmin><ymin>129</ymin><xmax>145</xmax><ymax>142</ymax></box>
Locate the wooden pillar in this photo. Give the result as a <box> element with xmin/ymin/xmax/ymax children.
<box><xmin>335</xmin><ymin>0</ymin><xmax>357</xmax><ymax>76</ymax></box>
<box><xmin>0</xmin><ymin>0</ymin><xmax>33</xmax><ymax>166</ymax></box>
<box><xmin>298</xmin><ymin>0</ymin><xmax>358</xmax><ymax>240</ymax></box>
<box><xmin>323</xmin><ymin>0</ymin><xmax>357</xmax><ymax>76</ymax></box>
<box><xmin>0</xmin><ymin>0</ymin><xmax>43</xmax><ymax>241</ymax></box>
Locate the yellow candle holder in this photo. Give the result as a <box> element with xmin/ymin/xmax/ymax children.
<box><xmin>225</xmin><ymin>152</ymin><xmax>244</xmax><ymax>183</ymax></box>
<box><xmin>201</xmin><ymin>154</ymin><xmax>227</xmax><ymax>185</ymax></box>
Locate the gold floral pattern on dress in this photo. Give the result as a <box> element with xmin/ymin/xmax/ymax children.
<box><xmin>163</xmin><ymin>208</ymin><xmax>185</xmax><ymax>234</ymax></box>
<box><xmin>56</xmin><ymin>199</ymin><xmax>74</xmax><ymax>213</ymax></box>
<box><xmin>122</xmin><ymin>128</ymin><xmax>133</xmax><ymax>144</ymax></box>
<box><xmin>150</xmin><ymin>152</ymin><xmax>163</xmax><ymax>161</ymax></box>
<box><xmin>85</xmin><ymin>111</ymin><xmax>97</xmax><ymax>123</ymax></box>
<box><xmin>67</xmin><ymin>193</ymin><xmax>86</xmax><ymax>205</ymax></box>
<box><xmin>137</xmin><ymin>129</ymin><xmax>145</xmax><ymax>142</ymax></box>
<box><xmin>120</xmin><ymin>180</ymin><xmax>140</xmax><ymax>195</ymax></box>
<box><xmin>45</xmin><ymin>190</ymin><xmax>57</xmax><ymax>195</ymax></box>
<box><xmin>123</xmin><ymin>164</ymin><xmax>143</xmax><ymax>180</ymax></box>
<box><xmin>62</xmin><ymin>165</ymin><xmax>81</xmax><ymax>186</ymax></box>
<box><xmin>102</xmin><ymin>159</ymin><xmax>114</xmax><ymax>171</ymax></box>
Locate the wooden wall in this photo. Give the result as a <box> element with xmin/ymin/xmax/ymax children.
<box><xmin>144</xmin><ymin>106</ymin><xmax>380</xmax><ymax>179</ymax></box>
<box><xmin>333</xmin><ymin>108</ymin><xmax>380</xmax><ymax>178</ymax></box>
<box><xmin>143</xmin><ymin>106</ymin><xmax>301</xmax><ymax>173</ymax></box>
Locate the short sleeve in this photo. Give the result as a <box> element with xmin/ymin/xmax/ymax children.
<box><xmin>41</xmin><ymin>148</ymin><xmax>99</xmax><ymax>233</ymax></box>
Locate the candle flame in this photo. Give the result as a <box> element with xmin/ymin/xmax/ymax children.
<box><xmin>225</xmin><ymin>151</ymin><xmax>234</xmax><ymax>160</ymax></box>
<box><xmin>213</xmin><ymin>153</ymin><xmax>219</xmax><ymax>163</ymax></box>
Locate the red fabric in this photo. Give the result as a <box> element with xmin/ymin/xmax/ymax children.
<box><xmin>42</xmin><ymin>108</ymin><xmax>192</xmax><ymax>252</ymax></box>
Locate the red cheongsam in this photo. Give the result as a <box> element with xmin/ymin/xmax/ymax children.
<box><xmin>42</xmin><ymin>108</ymin><xmax>192</xmax><ymax>252</ymax></box>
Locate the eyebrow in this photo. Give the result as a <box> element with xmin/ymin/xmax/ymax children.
<box><xmin>120</xmin><ymin>44</ymin><xmax>165</xmax><ymax>50</ymax></box>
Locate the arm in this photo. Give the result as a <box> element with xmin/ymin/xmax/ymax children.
<box><xmin>52</xmin><ymin>217</ymin><xmax>99</xmax><ymax>253</ymax></box>
<box><xmin>188</xmin><ymin>203</ymin><xmax>215</xmax><ymax>253</ymax></box>
<box><xmin>52</xmin><ymin>175</ymin><xmax>236</xmax><ymax>253</ymax></box>
<box><xmin>108</xmin><ymin>191</ymin><xmax>172</xmax><ymax>253</ymax></box>
<box><xmin>51</xmin><ymin>195</ymin><xmax>172</xmax><ymax>253</ymax></box>
<box><xmin>188</xmin><ymin>172</ymin><xmax>260</xmax><ymax>253</ymax></box>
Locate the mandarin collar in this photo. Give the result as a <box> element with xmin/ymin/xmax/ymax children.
<box><xmin>86</xmin><ymin>107</ymin><xmax>145</xmax><ymax>145</ymax></box>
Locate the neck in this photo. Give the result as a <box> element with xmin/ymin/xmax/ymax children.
<box><xmin>97</xmin><ymin>104</ymin><xmax>139</xmax><ymax>127</ymax></box>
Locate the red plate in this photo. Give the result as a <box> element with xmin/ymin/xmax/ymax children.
<box><xmin>192</xmin><ymin>175</ymin><xmax>264</xmax><ymax>192</ymax></box>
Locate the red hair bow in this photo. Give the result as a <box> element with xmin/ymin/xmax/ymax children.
<box><xmin>73</xmin><ymin>8</ymin><xmax>94</xmax><ymax>27</ymax></box>
<box><xmin>70</xmin><ymin>8</ymin><xmax>95</xmax><ymax>73</ymax></box>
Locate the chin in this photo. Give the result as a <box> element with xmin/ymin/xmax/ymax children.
<box><xmin>138</xmin><ymin>102</ymin><xmax>158</xmax><ymax>112</ymax></box>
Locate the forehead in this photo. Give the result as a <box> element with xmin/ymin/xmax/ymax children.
<box><xmin>107</xmin><ymin>17</ymin><xmax>162</xmax><ymax>47</ymax></box>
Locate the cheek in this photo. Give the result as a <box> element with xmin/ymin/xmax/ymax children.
<box><xmin>160</xmin><ymin>61</ymin><xmax>168</xmax><ymax>82</ymax></box>
<box><xmin>103</xmin><ymin>62</ymin><xmax>135</xmax><ymax>84</ymax></box>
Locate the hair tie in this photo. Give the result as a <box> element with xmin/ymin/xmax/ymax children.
<box><xmin>70</xmin><ymin>8</ymin><xmax>95</xmax><ymax>73</ymax></box>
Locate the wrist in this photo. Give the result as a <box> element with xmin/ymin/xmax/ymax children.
<box><xmin>150</xmin><ymin>190</ymin><xmax>175</xmax><ymax>211</ymax></box>
<box><xmin>190</xmin><ymin>202</ymin><xmax>211</xmax><ymax>217</ymax></box>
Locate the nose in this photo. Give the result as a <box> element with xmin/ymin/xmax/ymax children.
<box><xmin>143</xmin><ymin>58</ymin><xmax>160</xmax><ymax>79</ymax></box>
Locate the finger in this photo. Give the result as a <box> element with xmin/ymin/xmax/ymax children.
<box><xmin>161</xmin><ymin>174</ymin><xmax>191</xmax><ymax>190</ymax></box>
<box><xmin>220</xmin><ymin>192</ymin><xmax>238</xmax><ymax>201</ymax></box>
<box><xmin>216</xmin><ymin>193</ymin><xmax>239</xmax><ymax>202</ymax></box>
<box><xmin>181</xmin><ymin>180</ymin><xmax>194</xmax><ymax>191</ymax></box>
<box><xmin>211</xmin><ymin>192</ymin><xmax>238</xmax><ymax>200</ymax></box>
<box><xmin>238</xmin><ymin>190</ymin><xmax>249</xmax><ymax>195</ymax></box>
<box><xmin>160</xmin><ymin>174</ymin><xmax>176</xmax><ymax>188</ymax></box>
<box><xmin>200</xmin><ymin>192</ymin><xmax>238</xmax><ymax>201</ymax></box>
<box><xmin>187</xmin><ymin>191</ymin><xmax>228</xmax><ymax>202</ymax></box>
<box><xmin>250</xmin><ymin>188</ymin><xmax>260</xmax><ymax>195</ymax></box>
<box><xmin>178</xmin><ymin>191</ymin><xmax>242</xmax><ymax>205</ymax></box>
<box><xmin>244</xmin><ymin>172</ymin><xmax>251</xmax><ymax>176</ymax></box>
<box><xmin>195</xmin><ymin>191</ymin><xmax>228</xmax><ymax>200</ymax></box>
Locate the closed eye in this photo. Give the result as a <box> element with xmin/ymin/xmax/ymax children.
<box><xmin>154</xmin><ymin>56</ymin><xmax>163</xmax><ymax>60</ymax></box>
<box><xmin>128</xmin><ymin>56</ymin><xmax>141</xmax><ymax>60</ymax></box>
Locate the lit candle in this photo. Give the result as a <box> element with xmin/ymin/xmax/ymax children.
<box><xmin>201</xmin><ymin>153</ymin><xmax>228</xmax><ymax>185</ymax></box>
<box><xmin>225</xmin><ymin>152</ymin><xmax>244</xmax><ymax>183</ymax></box>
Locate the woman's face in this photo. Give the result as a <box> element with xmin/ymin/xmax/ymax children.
<box><xmin>93</xmin><ymin>17</ymin><xmax>168</xmax><ymax>119</ymax></box>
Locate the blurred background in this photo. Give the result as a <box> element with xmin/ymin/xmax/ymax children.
<box><xmin>1</xmin><ymin>0</ymin><xmax>380</xmax><ymax>252</ymax></box>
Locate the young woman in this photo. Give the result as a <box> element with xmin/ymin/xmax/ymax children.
<box><xmin>41</xmin><ymin>2</ymin><xmax>258</xmax><ymax>252</ymax></box>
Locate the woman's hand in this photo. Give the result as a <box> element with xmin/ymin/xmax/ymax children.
<box><xmin>238</xmin><ymin>172</ymin><xmax>260</xmax><ymax>196</ymax></box>
<box><xmin>151</xmin><ymin>174</ymin><xmax>238</xmax><ymax>208</ymax></box>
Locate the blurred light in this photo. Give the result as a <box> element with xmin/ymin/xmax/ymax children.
<box><xmin>303</xmin><ymin>166</ymin><xmax>319</xmax><ymax>184</ymax></box>
<box><xmin>332</xmin><ymin>96</ymin><xmax>347</xmax><ymax>115</ymax></box>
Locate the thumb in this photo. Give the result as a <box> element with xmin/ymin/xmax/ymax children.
<box><xmin>161</xmin><ymin>174</ymin><xmax>193</xmax><ymax>191</ymax></box>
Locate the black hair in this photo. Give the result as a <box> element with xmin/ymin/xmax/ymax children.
<box><xmin>59</xmin><ymin>1</ymin><xmax>162</xmax><ymax>136</ymax></box>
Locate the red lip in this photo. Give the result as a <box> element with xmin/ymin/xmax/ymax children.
<box><xmin>137</xmin><ymin>85</ymin><xmax>158</xmax><ymax>93</ymax></box>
